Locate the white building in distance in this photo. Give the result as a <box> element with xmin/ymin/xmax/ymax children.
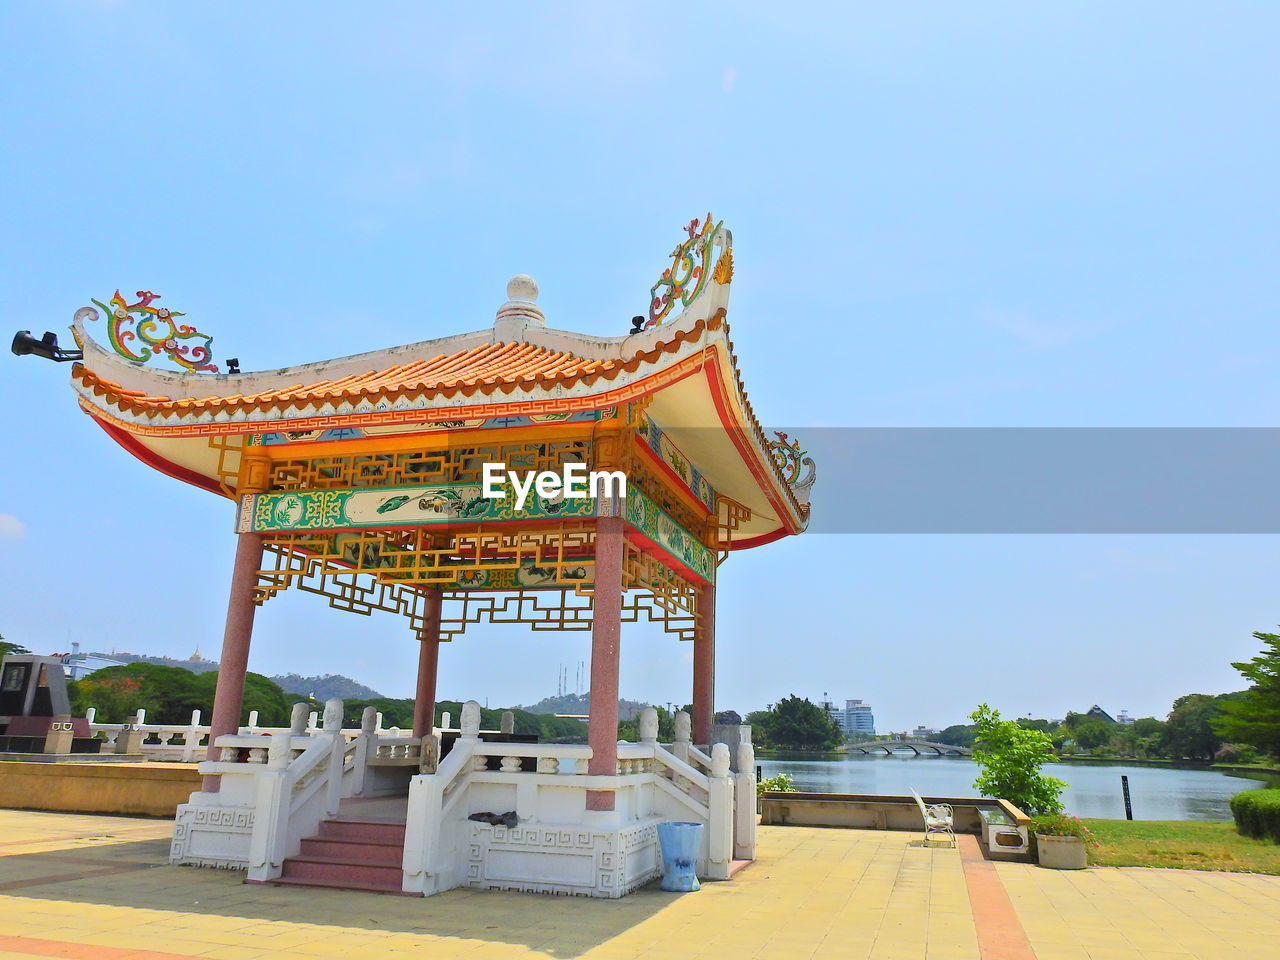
<box><xmin>826</xmin><ymin>699</ymin><xmax>876</xmax><ymax>737</ymax></box>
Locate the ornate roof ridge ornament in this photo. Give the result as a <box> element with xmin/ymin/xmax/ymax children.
<box><xmin>769</xmin><ymin>431</ymin><xmax>816</xmax><ymax>517</ymax></box>
<box><xmin>641</xmin><ymin>212</ymin><xmax>733</xmax><ymax>331</ymax></box>
<box><xmin>76</xmin><ymin>290</ymin><xmax>218</xmax><ymax>373</ymax></box>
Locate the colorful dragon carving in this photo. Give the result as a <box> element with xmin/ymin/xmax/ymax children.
<box><xmin>644</xmin><ymin>213</ymin><xmax>732</xmax><ymax>328</ymax></box>
<box><xmin>769</xmin><ymin>431</ymin><xmax>816</xmax><ymax>510</ymax></box>
<box><xmin>77</xmin><ymin>290</ymin><xmax>217</xmax><ymax>372</ymax></box>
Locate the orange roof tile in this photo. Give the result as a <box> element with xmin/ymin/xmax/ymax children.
<box><xmin>72</xmin><ymin>314</ymin><xmax>727</xmax><ymax>419</ymax></box>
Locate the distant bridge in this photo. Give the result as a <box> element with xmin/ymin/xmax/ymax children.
<box><xmin>841</xmin><ymin>740</ymin><xmax>972</xmax><ymax>757</ymax></box>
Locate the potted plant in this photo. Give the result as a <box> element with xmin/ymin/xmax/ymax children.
<box><xmin>1030</xmin><ymin>813</ymin><xmax>1097</xmax><ymax>869</ymax></box>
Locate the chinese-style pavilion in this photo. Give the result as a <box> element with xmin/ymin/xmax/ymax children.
<box><xmin>40</xmin><ymin>215</ymin><xmax>815</xmax><ymax>895</ymax></box>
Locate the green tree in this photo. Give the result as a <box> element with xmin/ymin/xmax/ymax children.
<box><xmin>758</xmin><ymin>695</ymin><xmax>842</xmax><ymax>751</ymax></box>
<box><xmin>74</xmin><ymin>663</ymin><xmax>293</xmax><ymax>725</ymax></box>
<box><xmin>745</xmin><ymin>710</ymin><xmax>772</xmax><ymax>747</ymax></box>
<box><xmin>0</xmin><ymin>634</ymin><xmax>30</xmax><ymax>660</ymax></box>
<box><xmin>1213</xmin><ymin>631</ymin><xmax>1280</xmax><ymax>758</ymax></box>
<box><xmin>1074</xmin><ymin>720</ymin><xmax>1112</xmax><ymax>752</ymax></box>
<box><xmin>1160</xmin><ymin>693</ymin><xmax>1232</xmax><ymax>760</ymax></box>
<box><xmin>969</xmin><ymin>703</ymin><xmax>1065</xmax><ymax>815</ymax></box>
<box><xmin>934</xmin><ymin>723</ymin><xmax>978</xmax><ymax>747</ymax></box>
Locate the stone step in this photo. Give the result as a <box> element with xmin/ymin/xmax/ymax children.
<box><xmin>316</xmin><ymin>818</ymin><xmax>406</xmax><ymax>844</ymax></box>
<box><xmin>267</xmin><ymin>874</ymin><xmax>415</xmax><ymax>896</ymax></box>
<box><xmin>282</xmin><ymin>854</ymin><xmax>403</xmax><ymax>888</ymax></box>
<box><xmin>298</xmin><ymin>836</ymin><xmax>402</xmax><ymax>863</ymax></box>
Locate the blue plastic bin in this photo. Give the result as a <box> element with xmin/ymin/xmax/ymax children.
<box><xmin>657</xmin><ymin>821</ymin><xmax>703</xmax><ymax>892</ymax></box>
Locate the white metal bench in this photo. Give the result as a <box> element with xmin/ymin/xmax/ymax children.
<box><xmin>910</xmin><ymin>789</ymin><xmax>955</xmax><ymax>847</ymax></box>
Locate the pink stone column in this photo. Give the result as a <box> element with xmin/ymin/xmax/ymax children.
<box><xmin>412</xmin><ymin>588</ymin><xmax>444</xmax><ymax>739</ymax></box>
<box><xmin>202</xmin><ymin>531</ymin><xmax>265</xmax><ymax>791</ymax></box>
<box><xmin>586</xmin><ymin>516</ymin><xmax>625</xmax><ymax>811</ymax></box>
<box><xmin>693</xmin><ymin>581</ymin><xmax>716</xmax><ymax>747</ymax></box>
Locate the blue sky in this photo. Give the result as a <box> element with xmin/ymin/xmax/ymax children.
<box><xmin>2</xmin><ymin>3</ymin><xmax>1278</xmax><ymax>731</ymax></box>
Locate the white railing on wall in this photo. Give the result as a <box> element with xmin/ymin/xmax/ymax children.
<box><xmin>400</xmin><ymin>704</ymin><xmax>746</xmax><ymax>895</ymax></box>
<box><xmin>190</xmin><ymin>700</ymin><xmax>423</xmax><ymax>882</ymax></box>
<box><xmin>82</xmin><ymin>703</ymin><xmax>418</xmax><ymax>762</ymax></box>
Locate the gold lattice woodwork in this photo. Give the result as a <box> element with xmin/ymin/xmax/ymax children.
<box><xmin>209</xmin><ymin>434</ymin><xmax>246</xmax><ymax>497</ymax></box>
<box><xmin>438</xmin><ymin>590</ymin><xmax>595</xmax><ymax>642</ymax></box>
<box><xmin>266</xmin><ymin>440</ymin><xmax>592</xmax><ymax>492</ymax></box>
<box><xmin>243</xmin><ymin>407</ymin><xmax>711</xmax><ymax>641</ymax></box>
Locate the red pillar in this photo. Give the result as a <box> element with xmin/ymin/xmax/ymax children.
<box><xmin>412</xmin><ymin>588</ymin><xmax>443</xmax><ymax>738</ymax></box>
<box><xmin>586</xmin><ymin>516</ymin><xmax>624</xmax><ymax>811</ymax></box>
<box><xmin>202</xmin><ymin>531</ymin><xmax>265</xmax><ymax>791</ymax></box>
<box><xmin>693</xmin><ymin>581</ymin><xmax>716</xmax><ymax>747</ymax></box>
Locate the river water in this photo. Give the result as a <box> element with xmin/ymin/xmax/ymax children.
<box><xmin>757</xmin><ymin>753</ymin><xmax>1274</xmax><ymax>820</ymax></box>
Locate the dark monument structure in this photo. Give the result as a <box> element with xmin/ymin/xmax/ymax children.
<box><xmin>0</xmin><ymin>654</ymin><xmax>100</xmax><ymax>758</ymax></box>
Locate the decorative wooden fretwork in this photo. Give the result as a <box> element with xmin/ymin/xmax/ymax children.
<box><xmin>246</xmin><ymin>404</ymin><xmax>710</xmax><ymax>641</ymax></box>
<box><xmin>256</xmin><ymin>523</ymin><xmax>597</xmax><ymax>594</ymax></box>
<box><xmin>258</xmin><ymin>542</ymin><xmax>431</xmax><ymax>634</ymax></box>
<box><xmin>711</xmin><ymin>496</ymin><xmax>753</xmax><ymax>560</ymax></box>
<box><xmin>266</xmin><ymin>440</ymin><xmax>592</xmax><ymax>492</ymax></box>
<box><xmin>437</xmin><ymin>589</ymin><xmax>595</xmax><ymax>642</ymax></box>
<box><xmin>255</xmin><ymin>520</ymin><xmax>702</xmax><ymax>641</ymax></box>
<box><xmin>620</xmin><ymin>545</ymin><xmax>698</xmax><ymax>638</ymax></box>
<box><xmin>209</xmin><ymin>434</ymin><xmax>246</xmax><ymax>497</ymax></box>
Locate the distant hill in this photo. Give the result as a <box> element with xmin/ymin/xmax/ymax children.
<box><xmin>518</xmin><ymin>692</ymin><xmax>651</xmax><ymax>722</ymax></box>
<box><xmin>95</xmin><ymin>651</ymin><xmax>220</xmax><ymax>675</ymax></box>
<box><xmin>272</xmin><ymin>673</ymin><xmax>383</xmax><ymax>701</ymax></box>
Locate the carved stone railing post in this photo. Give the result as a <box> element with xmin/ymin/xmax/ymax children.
<box><xmin>440</xmin><ymin>710</ymin><xmax>451</xmax><ymax>731</ymax></box>
<box><xmin>418</xmin><ymin>733</ymin><xmax>440</xmax><ymax>774</ymax></box>
<box><xmin>246</xmin><ymin>710</ymin><xmax>260</xmax><ymax>734</ymax></box>
<box><xmin>322</xmin><ymin>699</ymin><xmax>343</xmax><ymax>734</ymax></box>
<box><xmin>639</xmin><ymin>707</ymin><xmax>658</xmax><ymax>743</ymax></box>
<box><xmin>307</xmin><ymin>710</ymin><xmax>318</xmax><ymax>733</ymax></box>
<box><xmin>247</xmin><ymin>731</ymin><xmax>292</xmax><ymax>883</ymax></box>
<box><xmin>500</xmin><ymin>710</ymin><xmax>515</xmax><ymax>734</ymax></box>
<box><xmin>672</xmin><ymin>711</ymin><xmax>692</xmax><ymax>765</ymax></box>
<box><xmin>134</xmin><ymin>708</ymin><xmax>146</xmax><ymax>726</ymax></box>
<box><xmin>43</xmin><ymin>716</ymin><xmax>75</xmax><ymax>755</ymax></box>
<box><xmin>322</xmin><ymin>699</ymin><xmax>345</xmax><ymax>816</ymax></box>
<box><xmin>85</xmin><ymin>707</ymin><xmax>96</xmax><ymax>725</ymax></box>
<box><xmin>460</xmin><ymin>700</ymin><xmax>481</xmax><ymax>740</ymax></box>
<box><xmin>705</xmin><ymin>742</ymin><xmax>734</xmax><ymax>880</ymax></box>
<box><xmin>350</xmin><ymin>706</ymin><xmax>379</xmax><ymax>797</ymax></box>
<box><xmin>289</xmin><ymin>702</ymin><xmax>308</xmax><ymax>736</ymax></box>
<box><xmin>375</xmin><ymin>711</ymin><xmax>384</xmax><ymax>733</ymax></box>
<box><xmin>117</xmin><ymin>723</ymin><xmax>144</xmax><ymax>755</ymax></box>
<box><xmin>734</xmin><ymin>739</ymin><xmax>757</xmax><ymax>861</ymax></box>
<box><xmin>181</xmin><ymin>709</ymin><xmax>203</xmax><ymax>762</ymax></box>
<box><xmin>267</xmin><ymin>730</ymin><xmax>292</xmax><ymax>770</ymax></box>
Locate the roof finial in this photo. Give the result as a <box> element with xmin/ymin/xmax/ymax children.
<box><xmin>506</xmin><ymin>274</ymin><xmax>538</xmax><ymax>303</ymax></box>
<box><xmin>494</xmin><ymin>274</ymin><xmax>545</xmax><ymax>342</ymax></box>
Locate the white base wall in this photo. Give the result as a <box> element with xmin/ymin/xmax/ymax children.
<box><xmin>170</xmin><ymin>801</ymin><xmax>253</xmax><ymax>870</ymax></box>
<box><xmin>466</xmin><ymin>818</ymin><xmax>661</xmax><ymax>898</ymax></box>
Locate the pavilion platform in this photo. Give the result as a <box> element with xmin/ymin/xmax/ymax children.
<box><xmin>3</xmin><ymin>807</ymin><xmax>1278</xmax><ymax>960</ymax></box>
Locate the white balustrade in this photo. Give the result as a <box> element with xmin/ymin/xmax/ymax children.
<box><xmin>166</xmin><ymin>694</ymin><xmax>745</xmax><ymax>897</ymax></box>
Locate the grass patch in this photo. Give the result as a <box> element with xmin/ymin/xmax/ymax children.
<box><xmin>1084</xmin><ymin>818</ymin><xmax>1280</xmax><ymax>874</ymax></box>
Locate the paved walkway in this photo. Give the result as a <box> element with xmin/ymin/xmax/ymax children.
<box><xmin>0</xmin><ymin>809</ymin><xmax>1276</xmax><ymax>960</ymax></box>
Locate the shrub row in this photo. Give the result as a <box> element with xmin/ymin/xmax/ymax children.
<box><xmin>1229</xmin><ymin>789</ymin><xmax>1280</xmax><ymax>843</ymax></box>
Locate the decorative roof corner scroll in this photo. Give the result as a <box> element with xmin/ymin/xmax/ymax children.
<box><xmin>76</xmin><ymin>290</ymin><xmax>218</xmax><ymax>372</ymax></box>
<box><xmin>643</xmin><ymin>212</ymin><xmax>733</xmax><ymax>329</ymax></box>
<box><xmin>769</xmin><ymin>431</ymin><xmax>816</xmax><ymax>515</ymax></box>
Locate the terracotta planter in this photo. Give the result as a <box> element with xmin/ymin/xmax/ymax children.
<box><xmin>1035</xmin><ymin>833</ymin><xmax>1088</xmax><ymax>869</ymax></box>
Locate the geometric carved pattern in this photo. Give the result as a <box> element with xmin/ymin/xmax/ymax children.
<box><xmin>466</xmin><ymin>820</ymin><xmax>660</xmax><ymax>898</ymax></box>
<box><xmin>266</xmin><ymin>440</ymin><xmax>593</xmax><ymax>492</ymax></box>
<box><xmin>256</xmin><ymin>523</ymin><xmax>702</xmax><ymax>641</ymax></box>
<box><xmin>170</xmin><ymin>803</ymin><xmax>255</xmax><ymax>870</ymax></box>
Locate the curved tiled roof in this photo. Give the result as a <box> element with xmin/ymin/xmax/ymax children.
<box><xmin>72</xmin><ymin>315</ymin><xmax>725</xmax><ymax>418</ymax></box>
